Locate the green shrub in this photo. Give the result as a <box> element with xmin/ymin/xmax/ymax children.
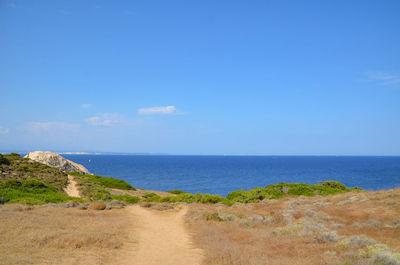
<box><xmin>111</xmin><ymin>195</ymin><xmax>141</xmax><ymax>204</ymax></box>
<box><xmin>160</xmin><ymin>193</ymin><xmax>197</xmax><ymax>203</ymax></box>
<box><xmin>91</xmin><ymin>189</ymin><xmax>111</xmax><ymax>201</ymax></box>
<box><xmin>4</xmin><ymin>153</ymin><xmax>21</xmax><ymax>162</ymax></box>
<box><xmin>226</xmin><ymin>181</ymin><xmax>353</xmax><ymax>203</ymax></box>
<box><xmin>319</xmin><ymin>180</ymin><xmax>346</xmax><ymax>190</ymax></box>
<box><xmin>168</xmin><ymin>190</ymin><xmax>185</xmax><ymax>194</ymax></box>
<box><xmin>226</xmin><ymin>190</ymin><xmax>247</xmax><ymax>202</ymax></box>
<box><xmin>287</xmin><ymin>184</ymin><xmax>315</xmax><ymax>196</ymax></box>
<box><xmin>70</xmin><ymin>172</ymin><xmax>135</xmax><ymax>190</ymax></box>
<box><xmin>206</xmin><ymin>212</ymin><xmax>224</xmax><ymax>222</ymax></box>
<box><xmin>227</xmin><ymin>188</ymin><xmax>284</xmax><ymax>203</ymax></box>
<box><xmin>2</xmin><ymin>179</ymin><xmax>22</xmax><ymax>189</ymax></box>
<box><xmin>22</xmin><ymin>178</ymin><xmax>48</xmax><ymax>189</ymax></box>
<box><xmin>199</xmin><ymin>194</ymin><xmax>225</xmax><ymax>203</ymax></box>
<box><xmin>0</xmin><ymin>154</ymin><xmax>10</xmax><ymax>166</ymax></box>
<box><xmin>159</xmin><ymin>192</ymin><xmax>233</xmax><ymax>205</ymax></box>
<box><xmin>143</xmin><ymin>192</ymin><xmax>161</xmax><ymax>202</ymax></box>
<box><xmin>17</xmin><ymin>164</ymin><xmax>29</xmax><ymax>172</ymax></box>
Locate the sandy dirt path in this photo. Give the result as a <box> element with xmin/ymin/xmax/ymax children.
<box><xmin>64</xmin><ymin>175</ymin><xmax>80</xmax><ymax>197</ymax></box>
<box><xmin>127</xmin><ymin>205</ymin><xmax>204</xmax><ymax>265</ymax></box>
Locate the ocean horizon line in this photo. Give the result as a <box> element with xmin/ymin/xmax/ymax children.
<box><xmin>3</xmin><ymin>151</ymin><xmax>400</xmax><ymax>157</ymax></box>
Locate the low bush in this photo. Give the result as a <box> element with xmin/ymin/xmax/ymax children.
<box><xmin>168</xmin><ymin>190</ymin><xmax>185</xmax><ymax>194</ymax></box>
<box><xmin>159</xmin><ymin>192</ymin><xmax>233</xmax><ymax>205</ymax></box>
<box><xmin>111</xmin><ymin>195</ymin><xmax>140</xmax><ymax>204</ymax></box>
<box><xmin>319</xmin><ymin>180</ymin><xmax>346</xmax><ymax>190</ymax></box>
<box><xmin>315</xmin><ymin>231</ymin><xmax>339</xmax><ymax>243</ymax></box>
<box><xmin>206</xmin><ymin>212</ymin><xmax>224</xmax><ymax>222</ymax></box>
<box><xmin>227</xmin><ymin>187</ymin><xmax>285</xmax><ymax>203</ymax></box>
<box><xmin>143</xmin><ymin>192</ymin><xmax>161</xmax><ymax>202</ymax></box>
<box><xmin>0</xmin><ymin>154</ymin><xmax>10</xmax><ymax>165</ymax></box>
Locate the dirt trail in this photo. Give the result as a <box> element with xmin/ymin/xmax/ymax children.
<box><xmin>64</xmin><ymin>175</ymin><xmax>80</xmax><ymax>197</ymax></box>
<box><xmin>127</xmin><ymin>205</ymin><xmax>204</xmax><ymax>265</ymax></box>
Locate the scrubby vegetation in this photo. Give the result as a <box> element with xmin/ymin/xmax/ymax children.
<box><xmin>168</xmin><ymin>189</ymin><xmax>185</xmax><ymax>194</ymax></box>
<box><xmin>0</xmin><ymin>153</ymin><xmax>139</xmax><ymax>204</ymax></box>
<box><xmin>0</xmin><ymin>154</ymin><xmax>10</xmax><ymax>166</ymax></box>
<box><xmin>0</xmin><ymin>153</ymin><xmax>84</xmax><ymax>204</ymax></box>
<box><xmin>226</xmin><ymin>181</ymin><xmax>360</xmax><ymax>203</ymax></box>
<box><xmin>186</xmin><ymin>187</ymin><xmax>400</xmax><ymax>265</ymax></box>
<box><xmin>161</xmin><ymin>192</ymin><xmax>233</xmax><ymax>205</ymax></box>
<box><xmin>68</xmin><ymin>172</ymin><xmax>135</xmax><ymax>201</ymax></box>
<box><xmin>110</xmin><ymin>194</ymin><xmax>141</xmax><ymax>204</ymax></box>
<box><xmin>69</xmin><ymin>172</ymin><xmax>135</xmax><ymax>190</ymax></box>
<box><xmin>130</xmin><ymin>181</ymin><xmax>359</xmax><ymax>206</ymax></box>
<box><xmin>0</xmin><ymin>153</ymin><xmax>68</xmax><ymax>191</ymax></box>
<box><xmin>0</xmin><ymin>178</ymin><xmax>82</xmax><ymax>205</ymax></box>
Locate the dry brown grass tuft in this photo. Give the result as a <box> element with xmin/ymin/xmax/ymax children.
<box><xmin>90</xmin><ymin>201</ymin><xmax>107</xmax><ymax>210</ymax></box>
<box><xmin>186</xmin><ymin>188</ymin><xmax>400</xmax><ymax>265</ymax></box>
<box><xmin>0</xmin><ymin>204</ymin><xmax>135</xmax><ymax>265</ymax></box>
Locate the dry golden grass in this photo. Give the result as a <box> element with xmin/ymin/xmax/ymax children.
<box><xmin>186</xmin><ymin>188</ymin><xmax>400</xmax><ymax>265</ymax></box>
<box><xmin>90</xmin><ymin>201</ymin><xmax>107</xmax><ymax>210</ymax></box>
<box><xmin>0</xmin><ymin>204</ymin><xmax>135</xmax><ymax>265</ymax></box>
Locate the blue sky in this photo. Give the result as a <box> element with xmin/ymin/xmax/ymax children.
<box><xmin>1</xmin><ymin>0</ymin><xmax>400</xmax><ymax>155</ymax></box>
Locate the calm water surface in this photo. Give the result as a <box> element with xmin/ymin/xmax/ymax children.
<box><xmin>64</xmin><ymin>155</ymin><xmax>400</xmax><ymax>196</ymax></box>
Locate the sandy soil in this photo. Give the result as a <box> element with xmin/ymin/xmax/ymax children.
<box><xmin>128</xmin><ymin>205</ymin><xmax>204</xmax><ymax>265</ymax></box>
<box><xmin>109</xmin><ymin>188</ymin><xmax>175</xmax><ymax>198</ymax></box>
<box><xmin>64</xmin><ymin>175</ymin><xmax>80</xmax><ymax>197</ymax></box>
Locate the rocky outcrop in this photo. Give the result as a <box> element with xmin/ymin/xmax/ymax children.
<box><xmin>25</xmin><ymin>151</ymin><xmax>91</xmax><ymax>175</ymax></box>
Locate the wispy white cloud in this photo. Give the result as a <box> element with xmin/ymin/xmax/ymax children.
<box><xmin>138</xmin><ymin>105</ymin><xmax>179</xmax><ymax>115</ymax></box>
<box><xmin>7</xmin><ymin>2</ymin><xmax>17</xmax><ymax>8</ymax></box>
<box><xmin>364</xmin><ymin>71</ymin><xmax>400</xmax><ymax>86</ymax></box>
<box><xmin>0</xmin><ymin>126</ymin><xmax>9</xmax><ymax>134</ymax></box>
<box><xmin>85</xmin><ymin>113</ymin><xmax>124</xmax><ymax>126</ymax></box>
<box><xmin>81</xmin><ymin>103</ymin><xmax>92</xmax><ymax>109</ymax></box>
<box><xmin>27</xmin><ymin>122</ymin><xmax>80</xmax><ymax>133</ymax></box>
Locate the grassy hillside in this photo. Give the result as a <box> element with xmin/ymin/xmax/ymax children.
<box><xmin>0</xmin><ymin>153</ymin><xmax>68</xmax><ymax>191</ymax></box>
<box><xmin>68</xmin><ymin>172</ymin><xmax>136</xmax><ymax>200</ymax></box>
<box><xmin>0</xmin><ymin>178</ymin><xmax>81</xmax><ymax>205</ymax></box>
<box><xmin>0</xmin><ymin>153</ymin><xmax>137</xmax><ymax>204</ymax></box>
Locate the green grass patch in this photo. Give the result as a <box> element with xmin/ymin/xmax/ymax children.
<box><xmin>69</xmin><ymin>172</ymin><xmax>135</xmax><ymax>201</ymax></box>
<box><xmin>0</xmin><ymin>179</ymin><xmax>83</xmax><ymax>205</ymax></box>
<box><xmin>69</xmin><ymin>172</ymin><xmax>135</xmax><ymax>190</ymax></box>
<box><xmin>111</xmin><ymin>195</ymin><xmax>141</xmax><ymax>204</ymax></box>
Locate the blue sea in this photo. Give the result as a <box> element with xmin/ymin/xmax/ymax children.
<box><xmin>63</xmin><ymin>155</ymin><xmax>400</xmax><ymax>196</ymax></box>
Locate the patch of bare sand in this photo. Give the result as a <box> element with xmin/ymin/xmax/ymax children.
<box><xmin>64</xmin><ymin>175</ymin><xmax>80</xmax><ymax>197</ymax></box>
<box><xmin>127</xmin><ymin>204</ymin><xmax>204</xmax><ymax>265</ymax></box>
<box><xmin>109</xmin><ymin>188</ymin><xmax>174</xmax><ymax>198</ymax></box>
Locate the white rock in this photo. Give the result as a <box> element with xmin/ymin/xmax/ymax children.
<box><xmin>25</xmin><ymin>151</ymin><xmax>90</xmax><ymax>174</ymax></box>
